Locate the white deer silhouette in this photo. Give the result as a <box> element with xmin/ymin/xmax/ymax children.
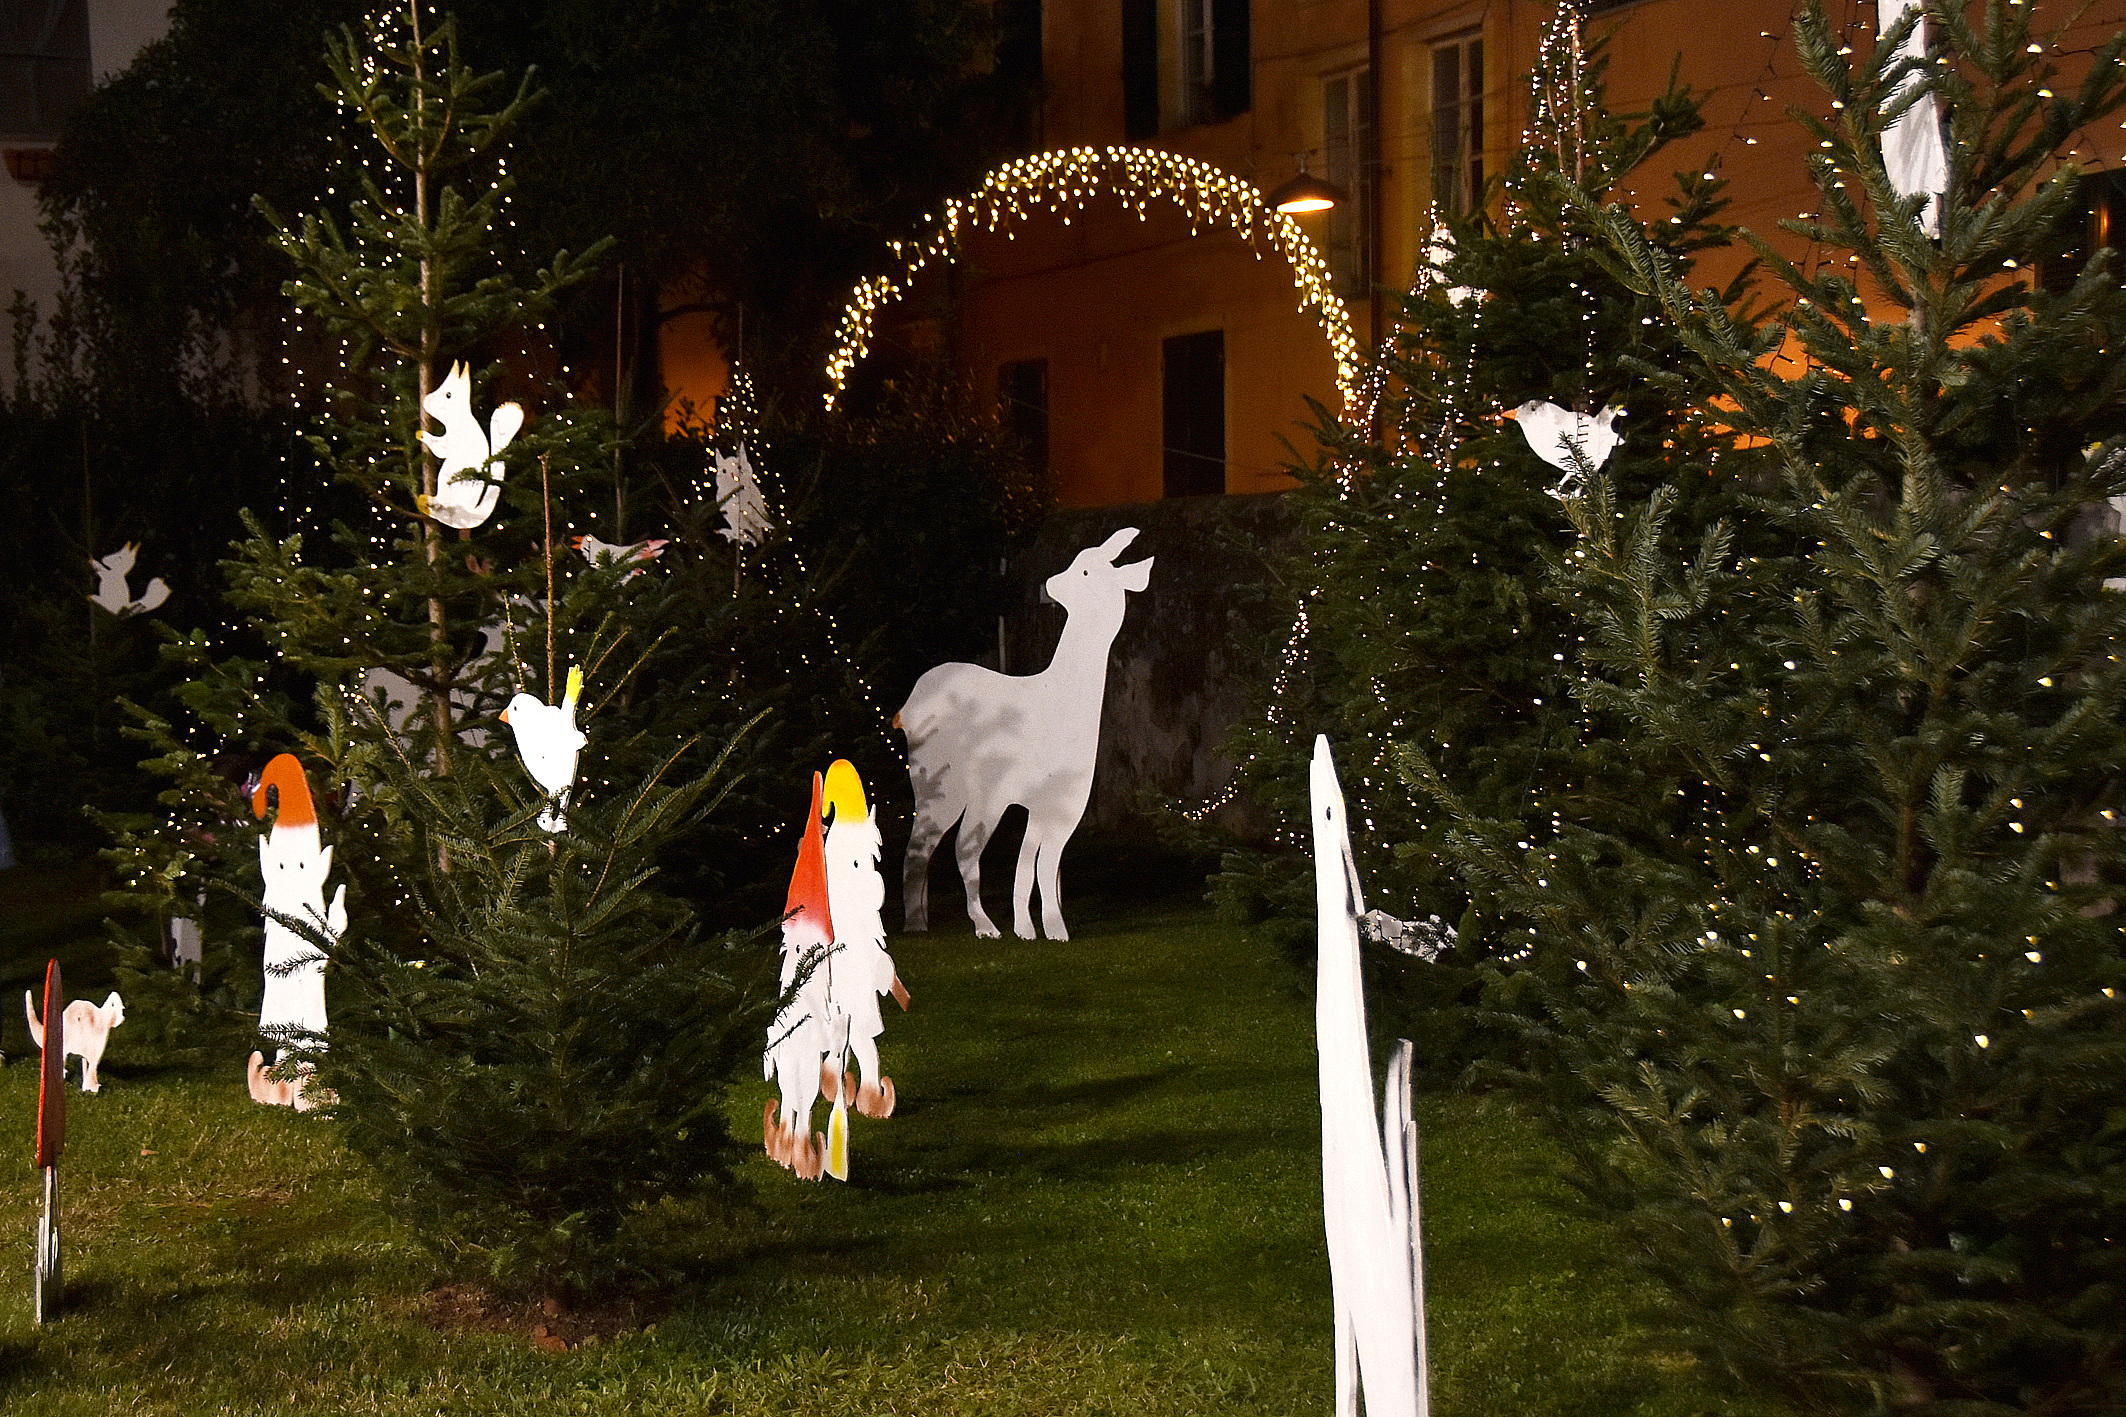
<box><xmin>897</xmin><ymin>527</ymin><xmax>1151</xmax><ymax>941</ymax></box>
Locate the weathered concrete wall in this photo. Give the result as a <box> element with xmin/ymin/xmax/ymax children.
<box><xmin>998</xmin><ymin>492</ymin><xmax>1298</xmax><ymax>834</ymax></box>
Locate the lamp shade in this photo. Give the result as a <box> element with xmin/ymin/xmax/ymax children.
<box><xmin>1268</xmin><ymin>171</ymin><xmax>1345</xmax><ymax>214</ymax></box>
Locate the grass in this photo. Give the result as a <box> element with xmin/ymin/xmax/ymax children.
<box><xmin>0</xmin><ymin>864</ymin><xmax>1762</xmax><ymax>1415</ymax></box>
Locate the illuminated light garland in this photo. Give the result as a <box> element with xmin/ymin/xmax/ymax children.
<box><xmin>821</xmin><ymin>145</ymin><xmax>1362</xmax><ymax>414</ymax></box>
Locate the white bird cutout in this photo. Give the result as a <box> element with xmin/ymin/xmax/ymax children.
<box><xmin>573</xmin><ymin>534</ymin><xmax>668</xmax><ymax>579</ymax></box>
<box><xmin>502</xmin><ymin>665</ymin><xmax>586</xmax><ymax>833</ymax></box>
<box><xmin>1513</xmin><ymin>400</ymin><xmax>1624</xmax><ymax>498</ymax></box>
<box><xmin>88</xmin><ymin>543</ymin><xmax>170</xmax><ymax>616</ymax></box>
<box><xmin>416</xmin><ymin>362</ymin><xmax>524</xmax><ymax>530</ymax></box>
<box><xmin>713</xmin><ymin>443</ymin><xmax>772</xmax><ymax>547</ymax></box>
<box><xmin>1312</xmin><ymin>736</ymin><xmax>1429</xmax><ymax>1417</ymax></box>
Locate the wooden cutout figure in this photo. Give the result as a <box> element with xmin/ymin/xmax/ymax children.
<box><xmin>32</xmin><ymin>959</ymin><xmax>63</xmax><ymax>1325</ymax></box>
<box><xmin>24</xmin><ymin>990</ymin><xmax>124</xmax><ymax>1093</ymax></box>
<box><xmin>87</xmin><ymin>543</ymin><xmax>170</xmax><ymax>616</ymax></box>
<box><xmin>713</xmin><ymin>444</ymin><xmax>772</xmax><ymax>547</ymax></box>
<box><xmin>573</xmin><ymin>534</ymin><xmax>668</xmax><ymax>579</ymax></box>
<box><xmin>251</xmin><ymin>754</ymin><xmax>345</xmax><ymax>1105</ymax></box>
<box><xmin>765</xmin><ymin>771</ymin><xmax>834</xmax><ymax>1180</ymax></box>
<box><xmin>1513</xmin><ymin>400</ymin><xmax>1623</xmax><ymax>499</ymax></box>
<box><xmin>899</xmin><ymin>527</ymin><xmax>1153</xmax><ymax>940</ymax></box>
<box><xmin>502</xmin><ymin>665</ymin><xmax>586</xmax><ymax>832</ymax></box>
<box><xmin>1311</xmin><ymin>737</ymin><xmax>1429</xmax><ymax>1417</ymax></box>
<box><xmin>362</xmin><ymin>609</ymin><xmax>514</xmax><ymax>748</ymax></box>
<box><xmin>822</xmin><ymin>760</ymin><xmax>907</xmax><ymax>1126</ymax></box>
<box><xmin>415</xmin><ymin>361</ymin><xmax>524</xmax><ymax>530</ymax></box>
<box><xmin>1878</xmin><ymin>0</ymin><xmax>1948</xmax><ymax>238</ymax></box>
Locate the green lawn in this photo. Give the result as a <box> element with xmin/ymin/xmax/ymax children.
<box><xmin>0</xmin><ymin>866</ymin><xmax>1754</xmax><ymax>1415</ymax></box>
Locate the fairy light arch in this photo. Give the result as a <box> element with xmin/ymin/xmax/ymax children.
<box><xmin>822</xmin><ymin>145</ymin><xmax>1363</xmax><ymax>413</ymax></box>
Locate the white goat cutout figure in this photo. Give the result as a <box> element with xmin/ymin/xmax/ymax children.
<box><xmin>899</xmin><ymin>527</ymin><xmax>1152</xmax><ymax>941</ymax></box>
<box><xmin>1513</xmin><ymin>400</ymin><xmax>1624</xmax><ymax>499</ymax></box>
<box><xmin>24</xmin><ymin>991</ymin><xmax>124</xmax><ymax>1093</ymax></box>
<box><xmin>416</xmin><ymin>361</ymin><xmax>524</xmax><ymax>530</ymax></box>
<box><xmin>1312</xmin><ymin>736</ymin><xmax>1430</xmax><ymax>1417</ymax></box>
<box><xmin>763</xmin><ymin>763</ymin><xmax>909</xmax><ymax>1183</ymax></box>
<box><xmin>503</xmin><ymin>664</ymin><xmax>586</xmax><ymax>832</ymax></box>
<box><xmin>714</xmin><ymin>443</ymin><xmax>772</xmax><ymax>546</ymax></box>
<box><xmin>573</xmin><ymin>534</ymin><xmax>668</xmax><ymax>579</ymax></box>
<box><xmin>252</xmin><ymin>755</ymin><xmax>345</xmax><ymax>1093</ymax></box>
<box><xmin>88</xmin><ymin>543</ymin><xmax>170</xmax><ymax>616</ymax></box>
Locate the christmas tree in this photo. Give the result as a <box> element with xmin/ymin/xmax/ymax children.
<box><xmin>1211</xmin><ymin>7</ymin><xmax>1741</xmax><ymax>1066</ymax></box>
<box><xmin>1412</xmin><ymin>2</ymin><xmax>2126</xmax><ymax>1406</ymax></box>
<box><xmin>99</xmin><ymin>6</ymin><xmax>784</xmax><ymax>1292</ymax></box>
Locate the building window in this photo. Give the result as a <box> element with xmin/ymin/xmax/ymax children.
<box><xmin>1430</xmin><ymin>30</ymin><xmax>1483</xmax><ymax>217</ymax></box>
<box><xmin>999</xmin><ymin>358</ymin><xmax>1049</xmax><ymax>474</ymax></box>
<box><xmin>1162</xmin><ymin>330</ymin><xmax>1224</xmax><ymax>497</ymax></box>
<box><xmin>0</xmin><ymin>0</ymin><xmax>89</xmax><ymax>142</ymax></box>
<box><xmin>1123</xmin><ymin>0</ymin><xmax>1158</xmax><ymax>138</ymax></box>
<box><xmin>996</xmin><ymin>0</ymin><xmax>1042</xmax><ymax>145</ymax></box>
<box><xmin>2040</xmin><ymin>168</ymin><xmax>2126</xmax><ymax>294</ymax></box>
<box><xmin>1179</xmin><ymin>0</ymin><xmax>1212</xmax><ymax>125</ymax></box>
<box><xmin>1323</xmin><ymin>67</ymin><xmax>1375</xmax><ymax>298</ymax></box>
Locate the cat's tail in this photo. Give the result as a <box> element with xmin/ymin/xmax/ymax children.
<box><xmin>23</xmin><ymin>990</ymin><xmax>41</xmax><ymax>1050</ymax></box>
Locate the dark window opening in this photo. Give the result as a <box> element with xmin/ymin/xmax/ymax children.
<box><xmin>1431</xmin><ymin>32</ymin><xmax>1483</xmax><ymax>217</ymax></box>
<box><xmin>2040</xmin><ymin>168</ymin><xmax>2126</xmax><ymax>293</ymax></box>
<box><xmin>1162</xmin><ymin>330</ymin><xmax>1224</xmax><ymax>497</ymax></box>
<box><xmin>1123</xmin><ymin>0</ymin><xmax>1157</xmax><ymax>139</ymax></box>
<box><xmin>1324</xmin><ymin>67</ymin><xmax>1376</xmax><ymax>298</ymax></box>
<box><xmin>0</xmin><ymin>0</ymin><xmax>90</xmax><ymax>141</ymax></box>
<box><xmin>999</xmin><ymin>358</ymin><xmax>1049</xmax><ymax>474</ymax></box>
<box><xmin>997</xmin><ymin>0</ymin><xmax>1043</xmax><ymax>146</ymax></box>
<box><xmin>1210</xmin><ymin>0</ymin><xmax>1250</xmax><ymax>119</ymax></box>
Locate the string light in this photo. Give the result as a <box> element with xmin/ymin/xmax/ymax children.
<box><xmin>822</xmin><ymin>145</ymin><xmax>1361</xmax><ymax>414</ymax></box>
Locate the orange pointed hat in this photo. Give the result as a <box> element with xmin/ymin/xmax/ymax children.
<box><xmin>253</xmin><ymin>753</ymin><xmax>321</xmax><ymax>852</ymax></box>
<box><xmin>783</xmin><ymin>770</ymin><xmax>832</xmax><ymax>949</ymax></box>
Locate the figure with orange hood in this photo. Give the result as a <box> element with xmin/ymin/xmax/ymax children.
<box><xmin>763</xmin><ymin>761</ymin><xmax>910</xmax><ymax>1181</ymax></box>
<box><xmin>765</xmin><ymin>770</ymin><xmax>835</xmax><ymax>1179</ymax></box>
<box><xmin>249</xmin><ymin>754</ymin><xmax>346</xmax><ymax>1107</ymax></box>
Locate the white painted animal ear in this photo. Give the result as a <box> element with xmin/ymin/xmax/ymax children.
<box><xmin>1098</xmin><ymin>526</ymin><xmax>1141</xmax><ymax>559</ymax></box>
<box><xmin>1118</xmin><ymin>556</ymin><xmax>1153</xmax><ymax>592</ymax></box>
<box><xmin>318</xmin><ymin>845</ymin><xmax>334</xmax><ymax>879</ymax></box>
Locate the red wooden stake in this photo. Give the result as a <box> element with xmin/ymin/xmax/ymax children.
<box><xmin>33</xmin><ymin>958</ymin><xmax>63</xmax><ymax>1323</ymax></box>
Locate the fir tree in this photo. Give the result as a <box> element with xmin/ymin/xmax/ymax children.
<box><xmin>1413</xmin><ymin>3</ymin><xmax>2126</xmax><ymax>1407</ymax></box>
<box><xmin>1212</xmin><ymin>8</ymin><xmax>1740</xmax><ymax>1064</ymax></box>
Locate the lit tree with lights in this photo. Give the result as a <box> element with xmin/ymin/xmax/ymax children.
<box><xmin>1410</xmin><ymin>2</ymin><xmax>2126</xmax><ymax>1407</ymax></box>
<box><xmin>1212</xmin><ymin>9</ymin><xmax>1739</xmax><ymax>1053</ymax></box>
<box><xmin>100</xmin><ymin>6</ymin><xmax>778</xmax><ymax>1296</ymax></box>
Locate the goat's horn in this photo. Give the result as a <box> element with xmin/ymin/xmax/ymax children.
<box><xmin>1098</xmin><ymin>526</ymin><xmax>1141</xmax><ymax>559</ymax></box>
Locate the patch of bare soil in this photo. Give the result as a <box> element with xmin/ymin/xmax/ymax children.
<box><xmin>416</xmin><ymin>1283</ymin><xmax>661</xmax><ymax>1353</ymax></box>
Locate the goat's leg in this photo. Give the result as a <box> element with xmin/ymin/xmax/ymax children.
<box><xmin>902</xmin><ymin>795</ymin><xmax>955</xmax><ymax>932</ymax></box>
<box><xmin>1011</xmin><ymin>825</ymin><xmax>1040</xmax><ymax>940</ymax></box>
<box><xmin>955</xmin><ymin>813</ymin><xmax>1002</xmax><ymax>937</ymax></box>
<box><xmin>1035</xmin><ymin>816</ymin><xmax>1074</xmax><ymax>942</ymax></box>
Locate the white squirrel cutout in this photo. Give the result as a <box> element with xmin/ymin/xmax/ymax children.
<box><xmin>713</xmin><ymin>443</ymin><xmax>772</xmax><ymax>546</ymax></box>
<box><xmin>1513</xmin><ymin>400</ymin><xmax>1624</xmax><ymax>499</ymax></box>
<box><xmin>24</xmin><ymin>991</ymin><xmax>124</xmax><ymax>1093</ymax></box>
<box><xmin>416</xmin><ymin>361</ymin><xmax>524</xmax><ymax>530</ymax></box>
<box><xmin>251</xmin><ymin>754</ymin><xmax>345</xmax><ymax>1109</ymax></box>
<box><xmin>1312</xmin><ymin>736</ymin><xmax>1430</xmax><ymax>1417</ymax></box>
<box><xmin>764</xmin><ymin>763</ymin><xmax>909</xmax><ymax>1183</ymax></box>
<box><xmin>503</xmin><ymin>664</ymin><xmax>586</xmax><ymax>832</ymax></box>
<box><xmin>87</xmin><ymin>543</ymin><xmax>169</xmax><ymax>616</ymax></box>
<box><xmin>899</xmin><ymin>527</ymin><xmax>1152</xmax><ymax>941</ymax></box>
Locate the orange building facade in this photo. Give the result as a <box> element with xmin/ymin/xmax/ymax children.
<box><xmin>803</xmin><ymin>0</ymin><xmax>2126</xmax><ymax>508</ymax></box>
